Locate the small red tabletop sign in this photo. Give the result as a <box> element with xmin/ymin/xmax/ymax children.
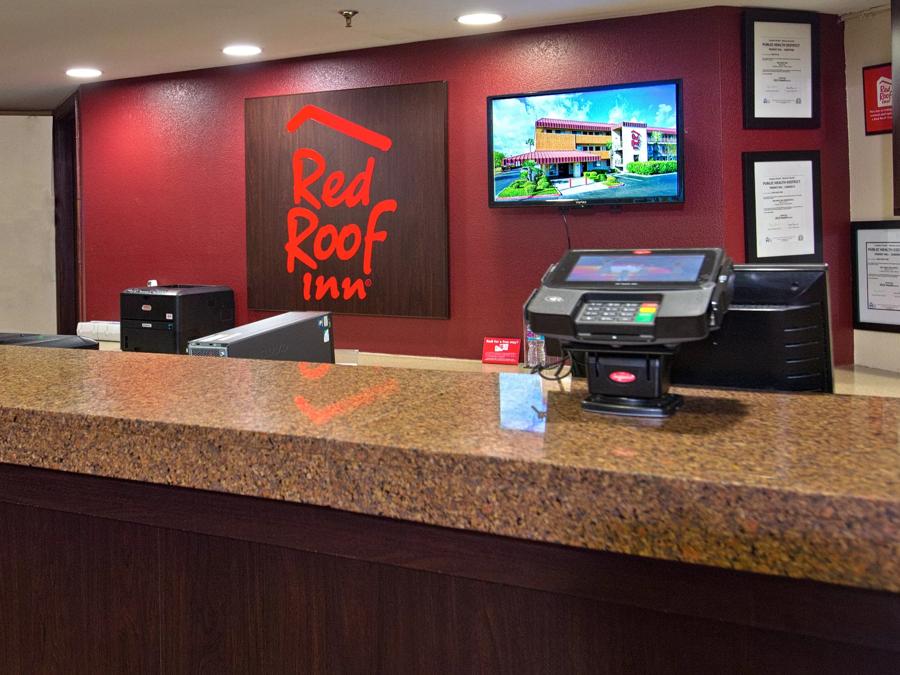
<box><xmin>482</xmin><ymin>337</ymin><xmax>521</xmax><ymax>365</ymax></box>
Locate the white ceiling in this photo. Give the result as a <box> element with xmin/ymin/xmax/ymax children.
<box><xmin>0</xmin><ymin>0</ymin><xmax>878</xmax><ymax>110</ymax></box>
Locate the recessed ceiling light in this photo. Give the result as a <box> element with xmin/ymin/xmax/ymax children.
<box><xmin>66</xmin><ymin>67</ymin><xmax>102</xmax><ymax>79</ymax></box>
<box><xmin>457</xmin><ymin>12</ymin><xmax>503</xmax><ymax>26</ymax></box>
<box><xmin>223</xmin><ymin>44</ymin><xmax>262</xmax><ymax>57</ymax></box>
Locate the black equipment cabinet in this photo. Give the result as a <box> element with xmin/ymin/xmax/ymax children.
<box><xmin>672</xmin><ymin>264</ymin><xmax>833</xmax><ymax>392</ymax></box>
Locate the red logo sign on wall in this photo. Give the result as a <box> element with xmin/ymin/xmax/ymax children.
<box><xmin>245</xmin><ymin>82</ymin><xmax>449</xmax><ymax>319</ymax></box>
<box><xmin>863</xmin><ymin>63</ymin><xmax>892</xmax><ymax>136</ymax></box>
<box><xmin>284</xmin><ymin>105</ymin><xmax>397</xmax><ymax>301</ymax></box>
<box><xmin>631</xmin><ymin>130</ymin><xmax>641</xmax><ymax>151</ymax></box>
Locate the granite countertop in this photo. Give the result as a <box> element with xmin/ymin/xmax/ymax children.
<box><xmin>0</xmin><ymin>345</ymin><xmax>897</xmax><ymax>592</ymax></box>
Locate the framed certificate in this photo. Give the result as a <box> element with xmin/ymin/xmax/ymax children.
<box><xmin>743</xmin><ymin>151</ymin><xmax>822</xmax><ymax>264</ymax></box>
<box><xmin>852</xmin><ymin>221</ymin><xmax>900</xmax><ymax>333</ymax></box>
<box><xmin>743</xmin><ymin>9</ymin><xmax>820</xmax><ymax>129</ymax></box>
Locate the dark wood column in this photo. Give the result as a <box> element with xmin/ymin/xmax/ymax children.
<box><xmin>52</xmin><ymin>92</ymin><xmax>80</xmax><ymax>335</ymax></box>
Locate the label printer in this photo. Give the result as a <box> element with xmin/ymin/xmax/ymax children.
<box><xmin>525</xmin><ymin>248</ymin><xmax>734</xmax><ymax>417</ymax></box>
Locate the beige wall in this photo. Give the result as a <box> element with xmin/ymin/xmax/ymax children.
<box><xmin>575</xmin><ymin>134</ymin><xmax>612</xmax><ymax>145</ymax></box>
<box><xmin>845</xmin><ymin>9</ymin><xmax>900</xmax><ymax>372</ymax></box>
<box><xmin>535</xmin><ymin>128</ymin><xmax>575</xmax><ymax>151</ymax></box>
<box><xmin>0</xmin><ymin>115</ymin><xmax>56</xmax><ymax>334</ymax></box>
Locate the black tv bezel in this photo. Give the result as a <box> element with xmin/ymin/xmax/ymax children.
<box><xmin>545</xmin><ymin>248</ymin><xmax>721</xmax><ymax>290</ymax></box>
<box><xmin>487</xmin><ymin>78</ymin><xmax>685</xmax><ymax>209</ymax></box>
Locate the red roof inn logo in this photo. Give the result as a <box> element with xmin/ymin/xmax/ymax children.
<box><xmin>245</xmin><ymin>82</ymin><xmax>448</xmax><ymax>318</ymax></box>
<box><xmin>877</xmin><ymin>76</ymin><xmax>892</xmax><ymax>108</ymax></box>
<box><xmin>284</xmin><ymin>105</ymin><xmax>396</xmax><ymax>302</ymax></box>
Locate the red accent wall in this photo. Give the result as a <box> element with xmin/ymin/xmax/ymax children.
<box><xmin>79</xmin><ymin>7</ymin><xmax>851</xmax><ymax>362</ymax></box>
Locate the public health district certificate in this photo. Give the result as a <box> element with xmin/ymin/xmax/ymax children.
<box><xmin>865</xmin><ymin>242</ymin><xmax>900</xmax><ymax>312</ymax></box>
<box><xmin>754</xmin><ymin>160</ymin><xmax>815</xmax><ymax>259</ymax></box>
<box><xmin>857</xmin><ymin>228</ymin><xmax>900</xmax><ymax>327</ymax></box>
<box><xmin>753</xmin><ymin>21</ymin><xmax>812</xmax><ymax>119</ymax></box>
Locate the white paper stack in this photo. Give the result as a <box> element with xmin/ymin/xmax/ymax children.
<box><xmin>76</xmin><ymin>320</ymin><xmax>121</xmax><ymax>343</ymax></box>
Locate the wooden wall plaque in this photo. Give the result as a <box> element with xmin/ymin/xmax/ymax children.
<box><xmin>246</xmin><ymin>82</ymin><xmax>449</xmax><ymax>318</ymax></box>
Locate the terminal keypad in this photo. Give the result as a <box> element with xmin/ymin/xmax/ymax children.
<box><xmin>578</xmin><ymin>301</ymin><xmax>659</xmax><ymax>325</ymax></box>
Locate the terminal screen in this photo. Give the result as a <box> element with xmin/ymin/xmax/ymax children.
<box><xmin>567</xmin><ymin>254</ymin><xmax>706</xmax><ymax>283</ymax></box>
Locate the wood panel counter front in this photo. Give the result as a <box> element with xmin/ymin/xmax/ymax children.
<box><xmin>0</xmin><ymin>345</ymin><xmax>897</xmax><ymax>673</ymax></box>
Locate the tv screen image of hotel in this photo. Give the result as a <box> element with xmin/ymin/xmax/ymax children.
<box><xmin>488</xmin><ymin>79</ymin><xmax>683</xmax><ymax>207</ymax></box>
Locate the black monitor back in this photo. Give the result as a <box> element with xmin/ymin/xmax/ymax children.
<box><xmin>0</xmin><ymin>333</ymin><xmax>100</xmax><ymax>350</ymax></box>
<box><xmin>670</xmin><ymin>264</ymin><xmax>833</xmax><ymax>393</ymax></box>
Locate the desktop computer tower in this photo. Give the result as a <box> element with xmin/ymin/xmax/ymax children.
<box><xmin>187</xmin><ymin>312</ymin><xmax>334</xmax><ymax>363</ymax></box>
<box><xmin>120</xmin><ymin>285</ymin><xmax>235</xmax><ymax>355</ymax></box>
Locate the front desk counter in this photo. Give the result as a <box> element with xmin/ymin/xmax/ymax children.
<box><xmin>0</xmin><ymin>345</ymin><xmax>897</xmax><ymax>673</ymax></box>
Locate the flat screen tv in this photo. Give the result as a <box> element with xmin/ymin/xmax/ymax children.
<box><xmin>488</xmin><ymin>79</ymin><xmax>684</xmax><ymax>207</ymax></box>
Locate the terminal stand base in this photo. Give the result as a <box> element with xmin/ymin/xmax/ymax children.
<box><xmin>581</xmin><ymin>393</ymin><xmax>684</xmax><ymax>418</ymax></box>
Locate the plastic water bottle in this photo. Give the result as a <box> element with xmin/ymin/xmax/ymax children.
<box><xmin>525</xmin><ymin>328</ymin><xmax>547</xmax><ymax>368</ymax></box>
